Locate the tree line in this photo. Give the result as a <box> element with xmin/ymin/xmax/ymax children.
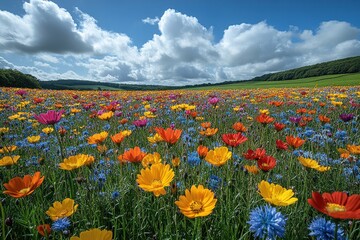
<box><xmin>0</xmin><ymin>69</ymin><xmax>41</xmax><ymax>88</ymax></box>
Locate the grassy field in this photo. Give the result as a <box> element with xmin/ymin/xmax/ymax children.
<box><xmin>190</xmin><ymin>73</ymin><xmax>360</xmax><ymax>90</ymax></box>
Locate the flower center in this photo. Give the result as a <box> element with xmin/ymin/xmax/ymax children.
<box><xmin>60</xmin><ymin>209</ymin><xmax>69</xmax><ymax>216</ymax></box>
<box><xmin>151</xmin><ymin>179</ymin><xmax>163</xmax><ymax>188</ymax></box>
<box><xmin>190</xmin><ymin>201</ymin><xmax>203</xmax><ymax>213</ymax></box>
<box><xmin>19</xmin><ymin>187</ymin><xmax>30</xmax><ymax>194</ymax></box>
<box><xmin>325</xmin><ymin>203</ymin><xmax>346</xmax><ymax>213</ymax></box>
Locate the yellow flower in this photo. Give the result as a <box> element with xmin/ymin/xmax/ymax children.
<box><xmin>120</xmin><ymin>130</ymin><xmax>132</xmax><ymax>137</ymax></box>
<box><xmin>27</xmin><ymin>135</ymin><xmax>41</xmax><ymax>143</ymax></box>
<box><xmin>42</xmin><ymin>127</ymin><xmax>54</xmax><ymax>134</ymax></box>
<box><xmin>141</xmin><ymin>152</ymin><xmax>162</xmax><ymax>168</ymax></box>
<box><xmin>70</xmin><ymin>228</ymin><xmax>112</xmax><ymax>240</ymax></box>
<box><xmin>258</xmin><ymin>180</ymin><xmax>298</xmax><ymax>206</ymax></box>
<box><xmin>98</xmin><ymin>111</ymin><xmax>114</xmax><ymax>120</ymax></box>
<box><xmin>136</xmin><ymin>163</ymin><xmax>175</xmax><ymax>197</ymax></box>
<box><xmin>298</xmin><ymin>157</ymin><xmax>330</xmax><ymax>172</ymax></box>
<box><xmin>244</xmin><ymin>165</ymin><xmax>259</xmax><ymax>174</ymax></box>
<box><xmin>147</xmin><ymin>133</ymin><xmax>164</xmax><ymax>144</ymax></box>
<box><xmin>0</xmin><ymin>145</ymin><xmax>17</xmax><ymax>153</ymax></box>
<box><xmin>8</xmin><ymin>114</ymin><xmax>20</xmax><ymax>120</ymax></box>
<box><xmin>46</xmin><ymin>198</ymin><xmax>78</xmax><ymax>221</ymax></box>
<box><xmin>0</xmin><ymin>127</ymin><xmax>9</xmax><ymax>133</ymax></box>
<box><xmin>70</xmin><ymin>108</ymin><xmax>81</xmax><ymax>113</ymax></box>
<box><xmin>331</xmin><ymin>101</ymin><xmax>343</xmax><ymax>106</ymax></box>
<box><xmin>88</xmin><ymin>131</ymin><xmax>108</xmax><ymax>145</ymax></box>
<box><xmin>59</xmin><ymin>154</ymin><xmax>94</xmax><ymax>170</ymax></box>
<box><xmin>0</xmin><ymin>156</ymin><xmax>20</xmax><ymax>166</ymax></box>
<box><xmin>144</xmin><ymin>111</ymin><xmax>157</xmax><ymax>118</ymax></box>
<box><xmin>195</xmin><ymin>116</ymin><xmax>204</xmax><ymax>121</ymax></box>
<box><xmin>259</xmin><ymin>109</ymin><xmax>270</xmax><ymax>115</ymax></box>
<box><xmin>204</xmin><ymin>146</ymin><xmax>232</xmax><ymax>166</ymax></box>
<box><xmin>347</xmin><ymin>144</ymin><xmax>360</xmax><ymax>155</ymax></box>
<box><xmin>175</xmin><ymin>185</ymin><xmax>217</xmax><ymax>218</ymax></box>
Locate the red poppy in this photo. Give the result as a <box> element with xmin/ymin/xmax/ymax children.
<box><xmin>276</xmin><ymin>139</ymin><xmax>288</xmax><ymax>150</ymax></box>
<box><xmin>308</xmin><ymin>191</ymin><xmax>360</xmax><ymax>219</ymax></box>
<box><xmin>274</xmin><ymin>122</ymin><xmax>285</xmax><ymax>131</ymax></box>
<box><xmin>286</xmin><ymin>135</ymin><xmax>305</xmax><ymax>149</ymax></box>
<box><xmin>155</xmin><ymin>127</ymin><xmax>182</xmax><ymax>145</ymax></box>
<box><xmin>243</xmin><ymin>148</ymin><xmax>266</xmax><ymax>160</ymax></box>
<box><xmin>257</xmin><ymin>155</ymin><xmax>276</xmax><ymax>171</ymax></box>
<box><xmin>222</xmin><ymin>132</ymin><xmax>248</xmax><ymax>147</ymax></box>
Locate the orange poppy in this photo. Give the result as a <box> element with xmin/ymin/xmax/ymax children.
<box><xmin>276</xmin><ymin>139</ymin><xmax>288</xmax><ymax>150</ymax></box>
<box><xmin>197</xmin><ymin>145</ymin><xmax>209</xmax><ymax>159</ymax></box>
<box><xmin>155</xmin><ymin>127</ymin><xmax>182</xmax><ymax>145</ymax></box>
<box><xmin>308</xmin><ymin>191</ymin><xmax>360</xmax><ymax>219</ymax></box>
<box><xmin>286</xmin><ymin>135</ymin><xmax>305</xmax><ymax>149</ymax></box>
<box><xmin>318</xmin><ymin>114</ymin><xmax>331</xmax><ymax>123</ymax></box>
<box><xmin>118</xmin><ymin>147</ymin><xmax>147</xmax><ymax>163</ymax></box>
<box><xmin>222</xmin><ymin>132</ymin><xmax>248</xmax><ymax>147</ymax></box>
<box><xmin>3</xmin><ymin>172</ymin><xmax>44</xmax><ymax>198</ymax></box>
<box><xmin>201</xmin><ymin>122</ymin><xmax>211</xmax><ymax>129</ymax></box>
<box><xmin>119</xmin><ymin>118</ymin><xmax>128</xmax><ymax>125</ymax></box>
<box><xmin>199</xmin><ymin>128</ymin><xmax>218</xmax><ymax>137</ymax></box>
<box><xmin>111</xmin><ymin>132</ymin><xmax>125</xmax><ymax>145</ymax></box>
<box><xmin>232</xmin><ymin>122</ymin><xmax>247</xmax><ymax>132</ymax></box>
<box><xmin>256</xmin><ymin>114</ymin><xmax>274</xmax><ymax>125</ymax></box>
<box><xmin>37</xmin><ymin>224</ymin><xmax>51</xmax><ymax>237</ymax></box>
<box><xmin>296</xmin><ymin>108</ymin><xmax>307</xmax><ymax>114</ymax></box>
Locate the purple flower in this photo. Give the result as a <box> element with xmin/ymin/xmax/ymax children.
<box><xmin>289</xmin><ymin>116</ymin><xmax>302</xmax><ymax>124</ymax></box>
<box><xmin>339</xmin><ymin>113</ymin><xmax>354</xmax><ymax>122</ymax></box>
<box><xmin>34</xmin><ymin>110</ymin><xmax>65</xmax><ymax>125</ymax></box>
<box><xmin>15</xmin><ymin>89</ymin><xmax>28</xmax><ymax>97</ymax></box>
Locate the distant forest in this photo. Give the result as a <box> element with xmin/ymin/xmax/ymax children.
<box><xmin>0</xmin><ymin>56</ymin><xmax>359</xmax><ymax>90</ymax></box>
<box><xmin>252</xmin><ymin>56</ymin><xmax>360</xmax><ymax>81</ymax></box>
<box><xmin>0</xmin><ymin>69</ymin><xmax>41</xmax><ymax>88</ymax></box>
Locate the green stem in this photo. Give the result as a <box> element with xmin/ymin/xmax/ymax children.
<box><xmin>0</xmin><ymin>201</ymin><xmax>6</xmax><ymax>240</ymax></box>
<box><xmin>54</xmin><ymin>126</ymin><xmax>65</xmax><ymax>160</ymax></box>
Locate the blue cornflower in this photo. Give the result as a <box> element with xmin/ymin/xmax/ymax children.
<box><xmin>308</xmin><ymin>217</ymin><xmax>346</xmax><ymax>240</ymax></box>
<box><xmin>248</xmin><ymin>205</ymin><xmax>287</xmax><ymax>240</ymax></box>
<box><xmin>208</xmin><ymin>175</ymin><xmax>222</xmax><ymax>191</ymax></box>
<box><xmin>52</xmin><ymin>217</ymin><xmax>71</xmax><ymax>232</ymax></box>
<box><xmin>187</xmin><ymin>151</ymin><xmax>200</xmax><ymax>167</ymax></box>
<box><xmin>111</xmin><ymin>191</ymin><xmax>120</xmax><ymax>199</ymax></box>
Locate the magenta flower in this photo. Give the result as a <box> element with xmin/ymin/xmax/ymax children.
<box><xmin>34</xmin><ymin>110</ymin><xmax>65</xmax><ymax>125</ymax></box>
<box><xmin>15</xmin><ymin>89</ymin><xmax>28</xmax><ymax>97</ymax></box>
<box><xmin>133</xmin><ymin>119</ymin><xmax>148</xmax><ymax>127</ymax></box>
<box><xmin>208</xmin><ymin>97</ymin><xmax>219</xmax><ymax>106</ymax></box>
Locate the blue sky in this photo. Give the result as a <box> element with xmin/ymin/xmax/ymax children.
<box><xmin>0</xmin><ymin>0</ymin><xmax>360</xmax><ymax>85</ymax></box>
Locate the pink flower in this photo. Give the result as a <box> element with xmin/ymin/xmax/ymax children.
<box><xmin>34</xmin><ymin>110</ymin><xmax>65</xmax><ymax>125</ymax></box>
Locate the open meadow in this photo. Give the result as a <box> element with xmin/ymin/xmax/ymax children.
<box><xmin>0</xmin><ymin>86</ymin><xmax>359</xmax><ymax>239</ymax></box>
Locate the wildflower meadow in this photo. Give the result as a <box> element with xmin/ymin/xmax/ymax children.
<box><xmin>0</xmin><ymin>86</ymin><xmax>359</xmax><ymax>239</ymax></box>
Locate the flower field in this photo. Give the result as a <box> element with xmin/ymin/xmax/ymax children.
<box><xmin>0</xmin><ymin>86</ymin><xmax>359</xmax><ymax>239</ymax></box>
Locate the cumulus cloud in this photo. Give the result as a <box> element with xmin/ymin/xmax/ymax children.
<box><xmin>142</xmin><ymin>17</ymin><xmax>160</xmax><ymax>25</ymax></box>
<box><xmin>0</xmin><ymin>0</ymin><xmax>359</xmax><ymax>85</ymax></box>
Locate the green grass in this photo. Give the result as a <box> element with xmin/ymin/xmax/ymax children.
<box><xmin>190</xmin><ymin>73</ymin><xmax>360</xmax><ymax>90</ymax></box>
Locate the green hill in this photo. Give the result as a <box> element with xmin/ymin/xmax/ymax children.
<box><xmin>252</xmin><ymin>56</ymin><xmax>360</xmax><ymax>81</ymax></box>
<box><xmin>0</xmin><ymin>69</ymin><xmax>41</xmax><ymax>88</ymax></box>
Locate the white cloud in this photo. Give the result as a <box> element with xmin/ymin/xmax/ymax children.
<box><xmin>0</xmin><ymin>1</ymin><xmax>359</xmax><ymax>85</ymax></box>
<box><xmin>142</xmin><ymin>17</ymin><xmax>159</xmax><ymax>25</ymax></box>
